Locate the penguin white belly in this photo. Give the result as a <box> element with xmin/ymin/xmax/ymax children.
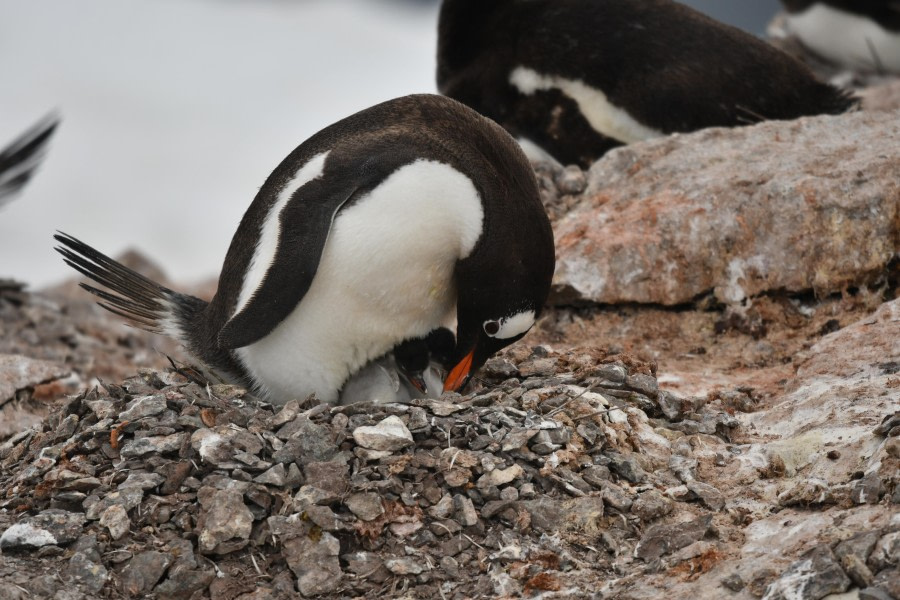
<box><xmin>787</xmin><ymin>5</ymin><xmax>900</xmax><ymax>73</ymax></box>
<box><xmin>236</xmin><ymin>159</ymin><xmax>484</xmax><ymax>404</ymax></box>
<box><xmin>509</xmin><ymin>66</ymin><xmax>664</xmax><ymax>144</ymax></box>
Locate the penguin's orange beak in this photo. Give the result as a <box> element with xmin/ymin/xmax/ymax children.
<box><xmin>443</xmin><ymin>348</ymin><xmax>475</xmax><ymax>392</ymax></box>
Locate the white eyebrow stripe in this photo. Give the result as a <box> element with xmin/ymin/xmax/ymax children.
<box><xmin>496</xmin><ymin>310</ymin><xmax>535</xmax><ymax>339</ymax></box>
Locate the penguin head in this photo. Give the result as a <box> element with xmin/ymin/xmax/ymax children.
<box><xmin>444</xmin><ymin>262</ymin><xmax>551</xmax><ymax>393</ymax></box>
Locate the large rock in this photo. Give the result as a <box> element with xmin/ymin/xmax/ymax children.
<box><xmin>552</xmin><ymin>109</ymin><xmax>899</xmax><ymax>306</ymax></box>
<box><xmin>0</xmin><ymin>354</ymin><xmax>70</xmax><ymax>404</ymax></box>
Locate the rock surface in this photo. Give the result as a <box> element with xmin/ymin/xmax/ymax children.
<box><xmin>550</xmin><ymin>109</ymin><xmax>899</xmax><ymax>306</ymax></box>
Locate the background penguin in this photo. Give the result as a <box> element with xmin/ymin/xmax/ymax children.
<box><xmin>0</xmin><ymin>115</ymin><xmax>59</xmax><ymax>208</ymax></box>
<box><xmin>55</xmin><ymin>94</ymin><xmax>554</xmax><ymax>406</ymax></box>
<box><xmin>781</xmin><ymin>1</ymin><xmax>900</xmax><ymax>73</ymax></box>
<box><xmin>437</xmin><ymin>0</ymin><xmax>859</xmax><ymax>168</ymax></box>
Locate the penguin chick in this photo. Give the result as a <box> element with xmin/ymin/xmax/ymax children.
<box><xmin>781</xmin><ymin>0</ymin><xmax>900</xmax><ymax>73</ymax></box>
<box><xmin>437</xmin><ymin>0</ymin><xmax>858</xmax><ymax>168</ymax></box>
<box><xmin>338</xmin><ymin>334</ymin><xmax>449</xmax><ymax>406</ymax></box>
<box><xmin>393</xmin><ymin>328</ymin><xmax>456</xmax><ymax>396</ymax></box>
<box><xmin>338</xmin><ymin>353</ymin><xmax>417</xmax><ymax>406</ymax></box>
<box><xmin>55</xmin><ymin>94</ymin><xmax>554</xmax><ymax>405</ymax></box>
<box><xmin>0</xmin><ymin>115</ymin><xmax>59</xmax><ymax>208</ymax></box>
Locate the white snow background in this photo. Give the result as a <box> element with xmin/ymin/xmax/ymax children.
<box><xmin>0</xmin><ymin>0</ymin><xmax>440</xmax><ymax>288</ymax></box>
<box><xmin>0</xmin><ymin>0</ymin><xmax>779</xmax><ymax>289</ymax></box>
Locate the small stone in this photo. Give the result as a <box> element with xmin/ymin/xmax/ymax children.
<box><xmin>859</xmin><ymin>587</ymin><xmax>895</xmax><ymax>600</ymax></box>
<box><xmin>86</xmin><ymin>488</ymin><xmax>144</xmax><ymax>520</ymax></box>
<box><xmin>302</xmin><ymin>461</ymin><xmax>349</xmax><ymax>496</ymax></box>
<box><xmin>272</xmin><ymin>417</ymin><xmax>337</xmax><ymax>465</ymax></box>
<box><xmin>686</xmin><ymin>481</ymin><xmax>726</xmax><ymax>511</ymax></box>
<box><xmin>342</xmin><ymin>551</ymin><xmax>390</xmax><ymax>583</ymax></box>
<box><xmin>477</xmin><ymin>465</ymin><xmax>524</xmax><ymax>489</ymax></box>
<box><xmin>154</xmin><ymin>566</ymin><xmax>215</xmax><ymax>600</ymax></box>
<box><xmin>385</xmin><ymin>557</ymin><xmax>429</xmax><ymax>575</ymax></box>
<box><xmin>99</xmin><ymin>505</ymin><xmax>131</xmax><ymax>541</ymax></box>
<box><xmin>600</xmin><ymin>481</ymin><xmax>635</xmax><ymax>513</ymax></box>
<box><xmin>517</xmin><ymin>358</ymin><xmax>557</xmax><ymax>378</ymax></box>
<box><xmin>453</xmin><ymin>494</ymin><xmax>478</xmax><ymax>527</ymax></box>
<box><xmin>190</xmin><ymin>426</ymin><xmax>263</xmax><ymax>469</ymax></box>
<box><xmin>871</xmin><ymin>568</ymin><xmax>900</xmax><ymax>599</ymax></box>
<box><xmin>119</xmin><ymin>433</ymin><xmax>187</xmax><ymax>458</ymax></box>
<box><xmin>253</xmin><ymin>463</ymin><xmax>287</xmax><ymax>486</ymax></box>
<box><xmin>625</xmin><ymin>373</ymin><xmax>658</xmax><ymax>398</ymax></box>
<box><xmin>119</xmin><ymin>395</ymin><xmax>167</xmax><ymax>421</ymax></box>
<box><xmin>582</xmin><ymin>465</ymin><xmax>611</xmax><ymax>488</ymax></box>
<box><xmin>483</xmin><ymin>357</ymin><xmax>518</xmax><ymax>379</ymax></box>
<box><xmin>521</xmin><ymin>497</ymin><xmax>565</xmax><ymax>532</ymax></box>
<box><xmin>835</xmin><ymin>531</ymin><xmax>880</xmax><ymax>588</ymax></box>
<box><xmin>501</xmin><ymin>428</ymin><xmax>539</xmax><ymax>451</ymax></box>
<box><xmin>851</xmin><ymin>473</ymin><xmax>884</xmax><ymax>505</ymax></box>
<box><xmin>118</xmin><ymin>472</ymin><xmax>165</xmax><ymax>491</ymax></box>
<box><xmin>197</xmin><ymin>489</ymin><xmax>253</xmax><ymax>555</ymax></box>
<box><xmin>519</xmin><ymin>483</ymin><xmax>537</xmax><ymax>499</ymax></box>
<box><xmin>352</xmin><ymin>416</ymin><xmax>413</xmax><ymax>452</ymax></box>
<box><xmin>283</xmin><ymin>531</ymin><xmax>342</xmax><ymax>597</ymax></box>
<box><xmin>606</xmin><ymin>452</ymin><xmax>647</xmax><ymax>483</ymax></box>
<box><xmin>500</xmin><ymin>487</ymin><xmax>519</xmax><ymax>502</ymax></box>
<box><xmin>159</xmin><ymin>461</ymin><xmax>192</xmax><ymax>495</ymax></box>
<box><xmin>0</xmin><ymin>509</ymin><xmax>86</xmax><ymax>550</ymax></box>
<box><xmin>428</xmin><ymin>494</ymin><xmax>454</xmax><ymax>519</ymax></box>
<box><xmin>869</xmin><ymin>532</ymin><xmax>900</xmax><ymax>572</ymax></box>
<box><xmin>346</xmin><ymin>493</ymin><xmax>384</xmax><ymax>521</ymax></box>
<box><xmin>285</xmin><ymin>463</ymin><xmax>303</xmax><ymax>488</ymax></box>
<box><xmin>721</xmin><ymin>573</ymin><xmax>745</xmax><ymax>592</ymax></box>
<box><xmin>635</xmin><ymin>515</ymin><xmax>712</xmax><ymax>561</ymax></box>
<box><xmin>631</xmin><ymin>489</ymin><xmax>672</xmax><ymax>521</ymax></box>
<box><xmin>762</xmin><ymin>546</ymin><xmax>850</xmax><ymax>600</ymax></box>
<box><xmin>777</xmin><ymin>478</ymin><xmax>834</xmax><ymax>507</ymax></box>
<box><xmin>68</xmin><ymin>552</ymin><xmax>108</xmax><ymax>594</ymax></box>
<box><xmin>120</xmin><ymin>551</ymin><xmax>172</xmax><ymax>597</ymax></box>
<box><xmin>554</xmin><ymin>164</ymin><xmax>587</xmax><ymax>195</ymax></box>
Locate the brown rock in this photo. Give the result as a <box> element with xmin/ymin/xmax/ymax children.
<box><xmin>0</xmin><ymin>354</ymin><xmax>70</xmax><ymax>404</ymax></box>
<box><xmin>552</xmin><ymin>110</ymin><xmax>899</xmax><ymax>306</ymax></box>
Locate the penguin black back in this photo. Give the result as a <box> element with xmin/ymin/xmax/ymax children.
<box><xmin>438</xmin><ymin>0</ymin><xmax>858</xmax><ymax>167</ymax></box>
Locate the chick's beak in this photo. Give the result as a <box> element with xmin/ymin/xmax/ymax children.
<box><xmin>406</xmin><ymin>373</ymin><xmax>428</xmax><ymax>394</ymax></box>
<box><xmin>443</xmin><ymin>348</ymin><xmax>475</xmax><ymax>392</ymax></box>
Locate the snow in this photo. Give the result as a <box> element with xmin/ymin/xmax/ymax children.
<box><xmin>0</xmin><ymin>0</ymin><xmax>439</xmax><ymax>288</ymax></box>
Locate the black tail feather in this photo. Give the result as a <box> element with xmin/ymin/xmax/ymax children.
<box><xmin>0</xmin><ymin>114</ymin><xmax>60</xmax><ymax>206</ymax></box>
<box><xmin>53</xmin><ymin>231</ymin><xmax>202</xmax><ymax>337</ymax></box>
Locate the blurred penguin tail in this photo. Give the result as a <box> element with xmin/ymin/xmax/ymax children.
<box><xmin>0</xmin><ymin>114</ymin><xmax>60</xmax><ymax>206</ymax></box>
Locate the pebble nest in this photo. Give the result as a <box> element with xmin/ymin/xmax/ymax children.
<box><xmin>1</xmin><ymin>344</ymin><xmax>897</xmax><ymax>599</ymax></box>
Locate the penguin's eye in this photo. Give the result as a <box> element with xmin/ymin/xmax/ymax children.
<box><xmin>485</xmin><ymin>311</ymin><xmax>536</xmax><ymax>340</ymax></box>
<box><xmin>483</xmin><ymin>320</ymin><xmax>501</xmax><ymax>336</ymax></box>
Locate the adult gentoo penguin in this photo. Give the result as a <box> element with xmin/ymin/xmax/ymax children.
<box><xmin>55</xmin><ymin>94</ymin><xmax>555</xmax><ymax>405</ymax></box>
<box><xmin>0</xmin><ymin>115</ymin><xmax>59</xmax><ymax>208</ymax></box>
<box><xmin>781</xmin><ymin>1</ymin><xmax>900</xmax><ymax>73</ymax></box>
<box><xmin>437</xmin><ymin>0</ymin><xmax>858</xmax><ymax>167</ymax></box>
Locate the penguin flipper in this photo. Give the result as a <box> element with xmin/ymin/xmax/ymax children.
<box><xmin>0</xmin><ymin>114</ymin><xmax>59</xmax><ymax>206</ymax></box>
<box><xmin>217</xmin><ymin>147</ymin><xmax>419</xmax><ymax>350</ymax></box>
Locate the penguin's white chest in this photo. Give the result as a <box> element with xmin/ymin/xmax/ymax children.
<box><xmin>787</xmin><ymin>5</ymin><xmax>900</xmax><ymax>73</ymax></box>
<box><xmin>236</xmin><ymin>159</ymin><xmax>484</xmax><ymax>404</ymax></box>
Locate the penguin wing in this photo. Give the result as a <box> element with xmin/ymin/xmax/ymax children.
<box><xmin>217</xmin><ymin>147</ymin><xmax>418</xmax><ymax>349</ymax></box>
